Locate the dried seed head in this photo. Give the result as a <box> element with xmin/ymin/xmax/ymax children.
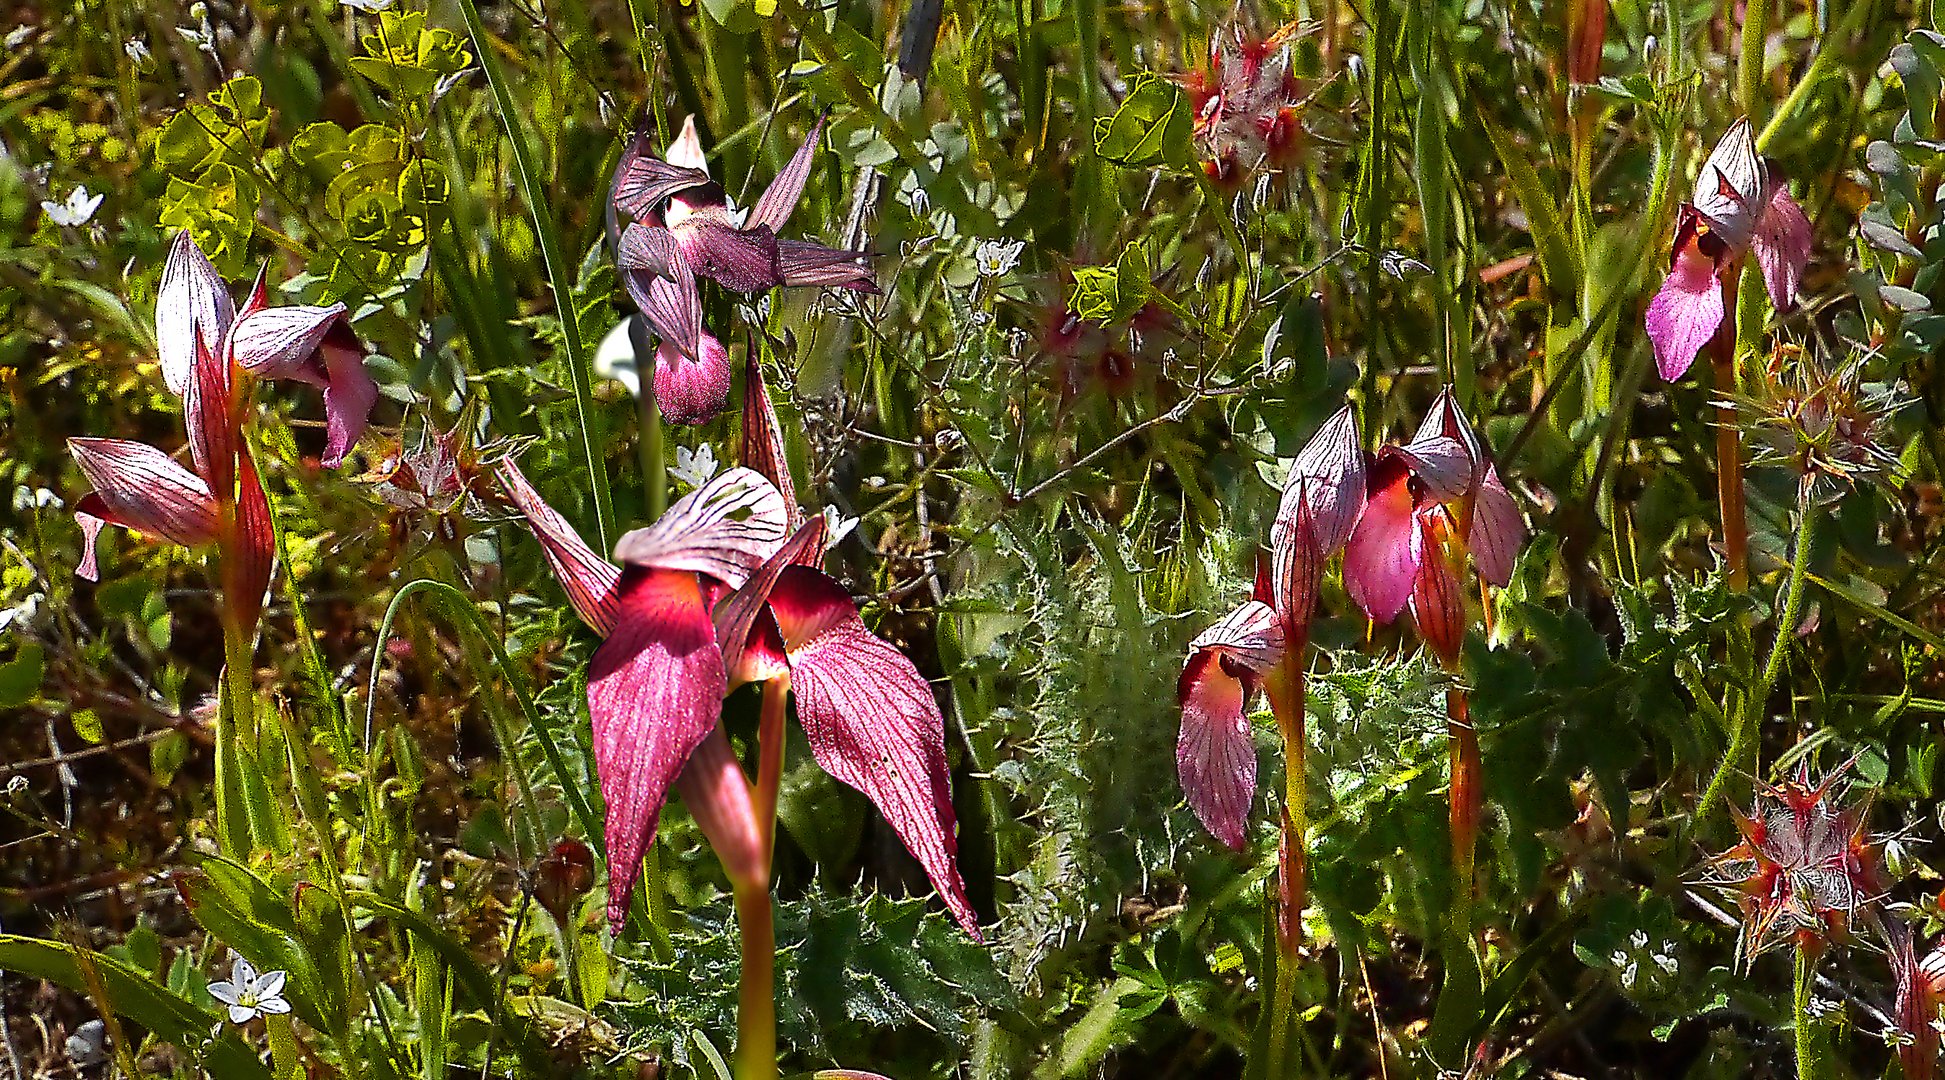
<box><xmin>1744</xmin><ymin>345</ymin><xmax>1905</xmax><ymax>503</ymax></box>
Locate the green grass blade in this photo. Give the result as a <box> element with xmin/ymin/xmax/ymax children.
<box><xmin>451</xmin><ymin>0</ymin><xmax>614</xmax><ymax>550</ymax></box>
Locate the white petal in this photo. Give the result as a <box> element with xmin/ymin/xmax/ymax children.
<box><xmin>227</xmin><ymin>1004</ymin><xmax>259</xmax><ymax>1025</ymax></box>
<box><xmin>231</xmin><ymin>955</ymin><xmax>257</xmax><ymax>987</ymax></box>
<box><xmin>251</xmin><ymin>970</ymin><xmax>287</xmax><ymax>999</ymax></box>
<box><xmin>255</xmin><ymin>995</ymin><xmax>292</xmax><ymax>1015</ymax></box>
<box><xmin>206</xmin><ymin>980</ymin><xmax>241</xmax><ymax>1005</ymax></box>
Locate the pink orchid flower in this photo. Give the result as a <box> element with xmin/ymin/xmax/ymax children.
<box><xmin>493</xmin><ymin>456</ymin><xmax>977</xmax><ymax>937</ymax></box>
<box><xmin>70</xmin><ymin>232</ymin><xmax>375</xmax><ymax>602</ymax></box>
<box><xmin>1891</xmin><ymin>922</ymin><xmax>1945</xmax><ymax>1080</ymax></box>
<box><xmin>1645</xmin><ymin>118</ymin><xmax>1814</xmax><ymax>380</ymax></box>
<box><xmin>608</xmin><ymin>116</ymin><xmax>876</xmax><ymax>425</ymax></box>
<box><xmin>1176</xmin><ymin>405</ymin><xmax>1362</xmax><ymax>851</ymax></box>
<box><xmin>1342</xmin><ymin>389</ymin><xmax>1526</xmax><ymax>658</ymax></box>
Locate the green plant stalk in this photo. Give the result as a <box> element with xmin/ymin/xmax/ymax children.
<box><xmin>735</xmin><ymin>679</ymin><xmax>789</xmax><ymax>1080</ymax></box>
<box><xmin>1695</xmin><ymin>498</ymin><xmax>1817</xmax><ymax>826</ymax></box>
<box><xmin>216</xmin><ymin>586</ymin><xmax>257</xmax><ymax>856</ymax></box>
<box><xmin>1447</xmin><ymin>687</ymin><xmax>1480</xmax><ymax>933</ymax></box>
<box><xmin>1738</xmin><ymin>0</ymin><xmax>1772</xmax><ymax>123</ymax></box>
<box><xmin>1709</xmin><ymin>268</ymin><xmax>1750</xmax><ymax>593</ymax></box>
<box><xmin>1793</xmin><ymin>947</ymin><xmax>1821</xmax><ymax>1079</ymax></box>
<box><xmin>641</xmin><ymin>388</ymin><xmax>667</xmax><ymax>518</ymax></box>
<box><xmin>453</xmin><ymin>0</ymin><xmax>614</xmax><ymax>552</ymax></box>
<box><xmin>1263</xmin><ymin>664</ymin><xmax>1305</xmax><ymax>1076</ymax></box>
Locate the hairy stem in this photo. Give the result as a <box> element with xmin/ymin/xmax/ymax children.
<box><xmin>1695</xmin><ymin>500</ymin><xmax>1817</xmax><ymax>827</ymax></box>
<box><xmin>1794</xmin><ymin>947</ymin><xmax>1822</xmax><ymax>1079</ymax></box>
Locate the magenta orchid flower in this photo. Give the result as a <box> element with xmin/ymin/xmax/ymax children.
<box><xmin>608</xmin><ymin>116</ymin><xmax>876</xmax><ymax>425</ymax></box>
<box><xmin>1645</xmin><ymin>118</ymin><xmax>1814</xmax><ymax>380</ymax></box>
<box><xmin>70</xmin><ymin>232</ymin><xmax>385</xmax><ymax>599</ymax></box>
<box><xmin>493</xmin><ymin>457</ymin><xmax>977</xmax><ymax>937</ymax></box>
<box><xmin>1342</xmin><ymin>388</ymin><xmax>1526</xmax><ymax>655</ymax></box>
<box><xmin>1891</xmin><ymin>923</ymin><xmax>1945</xmax><ymax>1080</ymax></box>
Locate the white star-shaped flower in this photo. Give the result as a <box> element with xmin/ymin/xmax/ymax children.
<box><xmin>973</xmin><ymin>238</ymin><xmax>1024</xmax><ymax>278</ymax></box>
<box><xmin>820</xmin><ymin>504</ymin><xmax>859</xmax><ymax>551</ymax></box>
<box><xmin>41</xmin><ymin>185</ymin><xmax>102</xmax><ymax>227</ymax></box>
<box><xmin>670</xmin><ymin>444</ymin><xmax>719</xmax><ymax>489</ymax></box>
<box><xmin>206</xmin><ymin>956</ymin><xmax>292</xmax><ymax>1025</ymax></box>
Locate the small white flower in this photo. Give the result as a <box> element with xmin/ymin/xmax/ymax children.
<box><xmin>124</xmin><ymin>38</ymin><xmax>151</xmax><ymax>65</ymax></box>
<box><xmin>1620</xmin><ymin>960</ymin><xmax>1638</xmax><ymax>990</ymax></box>
<box><xmin>1628</xmin><ymin>929</ymin><xmax>1649</xmax><ymax>950</ymax></box>
<box><xmin>431</xmin><ymin>67</ymin><xmax>474</xmax><ymax>106</ymax></box>
<box><xmin>206</xmin><ymin>956</ymin><xmax>292</xmax><ymax>1025</ymax></box>
<box><xmin>973</xmin><ymin>238</ymin><xmax>1025</xmax><ymax>278</ymax></box>
<box><xmin>906</xmin><ymin>187</ymin><xmax>930</xmax><ymax>219</ymax></box>
<box><xmin>5</xmin><ymin>775</ymin><xmax>27</xmax><ymax>795</ymax></box>
<box><xmin>1804</xmin><ymin>996</ymin><xmax>1840</xmax><ymax>1020</ymax></box>
<box><xmin>0</xmin><ymin>594</ymin><xmax>41</xmax><ymax>634</ymax></box>
<box><xmin>41</xmin><ymin>185</ymin><xmax>103</xmax><ymax>228</ymax></box>
<box><xmin>669</xmin><ymin>445</ymin><xmax>719</xmax><ymax>489</ymax></box>
<box><xmin>340</xmin><ymin>0</ymin><xmax>395</xmax><ymax>10</ymax></box>
<box><xmin>1652</xmin><ymin>948</ymin><xmax>1678</xmax><ymax>975</ymax></box>
<box><xmin>820</xmin><ymin>504</ymin><xmax>860</xmax><ymax>551</ymax></box>
<box><xmin>5</xmin><ymin>25</ymin><xmax>32</xmax><ymax>48</ymax></box>
<box><xmin>175</xmin><ymin>24</ymin><xmax>213</xmax><ymax>53</ymax></box>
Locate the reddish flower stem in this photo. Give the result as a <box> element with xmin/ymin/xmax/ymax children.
<box><xmin>1264</xmin><ymin>661</ymin><xmax>1307</xmax><ymax>1075</ymax></box>
<box><xmin>1711</xmin><ymin>272</ymin><xmax>1749</xmax><ymax>592</ymax></box>
<box><xmin>754</xmin><ymin>675</ymin><xmax>790</xmax><ymax>854</ymax></box>
<box><xmin>734</xmin><ymin>676</ymin><xmax>789</xmax><ymax>1080</ymax></box>
<box><xmin>1447</xmin><ymin>687</ymin><xmax>1481</xmax><ymax>919</ymax></box>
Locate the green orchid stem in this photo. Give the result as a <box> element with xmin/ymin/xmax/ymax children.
<box><xmin>1264</xmin><ymin>663</ymin><xmax>1306</xmax><ymax>1076</ymax></box>
<box><xmin>1695</xmin><ymin>499</ymin><xmax>1817</xmax><ymax>828</ymax></box>
<box><xmin>732</xmin><ymin>881</ymin><xmax>778</xmax><ymax>1080</ymax></box>
<box><xmin>215</xmin><ymin>603</ymin><xmax>256</xmax><ymax>857</ymax></box>
<box><xmin>1737</xmin><ymin>0</ymin><xmax>1772</xmax><ymax>124</ymax></box>
<box><xmin>641</xmin><ymin>387</ymin><xmax>667</xmax><ymax>518</ymax></box>
<box><xmin>1794</xmin><ymin>947</ymin><xmax>1822</xmax><ymax>1079</ymax></box>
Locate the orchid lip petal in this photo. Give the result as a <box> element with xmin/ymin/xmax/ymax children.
<box><xmin>67</xmin><ymin>439</ymin><xmax>221</xmax><ymax>578</ymax></box>
<box><xmin>1177</xmin><ymin>600</ymin><xmax>1283</xmax><ymax>851</ymax></box>
<box><xmin>768</xmin><ymin>566</ymin><xmax>982</xmax><ymax>937</ymax></box>
<box><xmin>587</xmin><ymin>567</ymin><xmax>728</xmax><ymax>930</ymax></box>
<box><xmin>1645</xmin><ymin>225</ymin><xmax>1726</xmax><ymax>381</ymax></box>
<box><xmin>651</xmin><ymin>333</ymin><xmax>734</xmax><ymax>426</ymax></box>
<box><xmin>1342</xmin><ymin>460</ymin><xmax>1420</xmax><ymax>623</ymax></box>
<box><xmin>715</xmin><ymin>516</ymin><xmax>826</xmax><ymax>681</ymax></box>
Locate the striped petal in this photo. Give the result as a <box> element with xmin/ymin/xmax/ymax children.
<box><xmin>680</xmin><ymin>218</ymin><xmax>784</xmax><ymax>294</ymax></box>
<box><xmin>776</xmin><ymin>239</ymin><xmax>877</xmax><ymax>291</ymax></box>
<box><xmin>1385</xmin><ymin>435</ymin><xmax>1472</xmax><ymax>502</ymax></box>
<box><xmin>612</xmin><ymin>467</ymin><xmax>789</xmax><ymax>588</ymax></box>
<box><xmin>225</xmin><ymin>451</ymin><xmax>275</xmax><ymax>642</ymax></box>
<box><xmin>1277</xmin><ymin>404</ymin><xmax>1364</xmax><ymax>555</ymax></box>
<box><xmin>768</xmin><ymin>566</ymin><xmax>980</xmax><ymax>938</ymax></box>
<box><xmin>746</xmin><ymin>117</ymin><xmax>824</xmax><ymax>234</ymax></box>
<box><xmin>1691</xmin><ymin>118</ymin><xmax>1769</xmax><ymax>252</ymax></box>
<box><xmin>715</xmin><ymin>517</ymin><xmax>825</xmax><ymax>685</ymax></box>
<box><xmin>493</xmin><ymin>458</ymin><xmax>622</xmax><ymax>634</ymax></box>
<box><xmin>1752</xmin><ymin>182</ymin><xmax>1813</xmax><ymax>311</ymax></box>
<box><xmin>156</xmin><ymin>231</ymin><xmax>235</xmax><ymax>400</ymax></box>
<box><xmin>68</xmin><ymin>439</ymin><xmax>220</xmax><ymax>579</ymax></box>
<box><xmin>740</xmin><ymin>354</ymin><xmax>800</xmax><ymax>526</ymax></box>
<box><xmin>1408</xmin><ymin>512</ymin><xmax>1464</xmax><ymax>665</ymax></box>
<box><xmin>1270</xmin><ymin>479</ymin><xmax>1321</xmax><ymax>637</ymax></box>
<box><xmin>1178</xmin><ymin>600</ymin><xmax>1285</xmax><ymax>850</ymax></box>
<box><xmin>611</xmin><ymin>129</ymin><xmax>715</xmax><ymax>222</ymax></box>
<box><xmin>1469</xmin><ymin>465</ymin><xmax>1525</xmax><ymax>588</ymax></box>
<box><xmin>587</xmin><ymin>567</ymin><xmax>727</xmax><ymax>930</ymax></box>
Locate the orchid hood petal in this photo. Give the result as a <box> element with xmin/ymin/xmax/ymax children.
<box><xmin>1277</xmin><ymin>404</ymin><xmax>1365</xmax><ymax>555</ymax></box>
<box><xmin>612</xmin><ymin>467</ymin><xmax>789</xmax><ymax>587</ymax></box>
<box><xmin>156</xmin><ymin>231</ymin><xmax>235</xmax><ymax>399</ymax></box>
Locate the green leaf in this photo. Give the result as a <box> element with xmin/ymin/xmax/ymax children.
<box><xmin>0</xmin><ymin>642</ymin><xmax>43</xmax><ymax>707</ymax></box>
<box><xmin>1092</xmin><ymin>74</ymin><xmax>1193</xmax><ymax>170</ymax></box>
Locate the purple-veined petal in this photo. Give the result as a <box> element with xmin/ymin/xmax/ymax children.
<box><xmin>715</xmin><ymin>517</ymin><xmax>825</xmax><ymax>684</ymax></box>
<box><xmin>679</xmin><ymin>218</ymin><xmax>783</xmax><ymax>294</ymax></box>
<box><xmin>1408</xmin><ymin>512</ymin><xmax>1465</xmax><ymax>666</ymax></box>
<box><xmin>317</xmin><ymin>325</ymin><xmax>378</xmax><ymax>468</ymax></box>
<box><xmin>1343</xmin><ymin>458</ymin><xmax>1421</xmax><ymax>623</ymax></box>
<box><xmin>617</xmin><ymin>223</ymin><xmax>681</xmax><ymax>278</ymax></box>
<box><xmin>1646</xmin><ymin>219</ymin><xmax>1726</xmax><ymax>381</ymax></box>
<box><xmin>1691</xmin><ymin>118</ymin><xmax>1768</xmax><ymax>251</ymax></box>
<box><xmin>493</xmin><ymin>458</ymin><xmax>622</xmax><ymax>634</ymax></box>
<box><xmin>1384</xmin><ymin>434</ymin><xmax>1472</xmax><ymax>502</ymax></box>
<box><xmin>622</xmin><ymin>239</ymin><xmax>704</xmax><ymax>364</ymax></box>
<box><xmin>1277</xmin><ymin>404</ymin><xmax>1365</xmax><ymax>555</ymax></box>
<box><xmin>68</xmin><ymin>439</ymin><xmax>220</xmax><ymax>579</ymax></box>
<box><xmin>741</xmin><ymin>353</ymin><xmax>800</xmax><ymax>526</ymax></box>
<box><xmin>746</xmin><ymin>117</ymin><xmax>825</xmax><ymax>234</ymax></box>
<box><xmin>1411</xmin><ymin>387</ymin><xmax>1486</xmax><ymax>485</ymax></box>
<box><xmin>1752</xmin><ymin>182</ymin><xmax>1813</xmax><ymax>311</ymax></box>
<box><xmin>611</xmin><ymin>131</ymin><xmax>715</xmax><ymax>222</ymax></box>
<box><xmin>1469</xmin><ymin>465</ymin><xmax>1525</xmax><ymax>588</ymax></box>
<box><xmin>182</xmin><ymin>328</ymin><xmax>237</xmax><ymax>494</ymax></box>
<box><xmin>587</xmin><ymin>567</ymin><xmax>728</xmax><ymax>931</ymax></box>
<box><xmin>652</xmin><ymin>334</ymin><xmax>734</xmax><ymax>427</ymax></box>
<box><xmin>1270</xmin><ymin>481</ymin><xmax>1322</xmax><ymax>637</ymax></box>
<box><xmin>776</xmin><ymin>239</ymin><xmax>878</xmax><ymax>291</ymax></box>
<box><xmin>612</xmin><ymin>467</ymin><xmax>789</xmax><ymax>587</ymax></box>
<box><xmin>1177</xmin><ymin>600</ymin><xmax>1284</xmax><ymax>851</ymax></box>
<box><xmin>767</xmin><ymin>566</ymin><xmax>979</xmax><ymax>937</ymax></box>
<box><xmin>228</xmin><ymin>302</ymin><xmax>347</xmax><ymax>379</ymax></box>
<box><xmin>672</xmin><ymin>725</ymin><xmax>767</xmax><ymax>889</ymax></box>
<box><xmin>156</xmin><ymin>231</ymin><xmax>235</xmax><ymax>399</ymax></box>
<box><xmin>225</xmin><ymin>451</ymin><xmax>275</xmax><ymax>643</ymax></box>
